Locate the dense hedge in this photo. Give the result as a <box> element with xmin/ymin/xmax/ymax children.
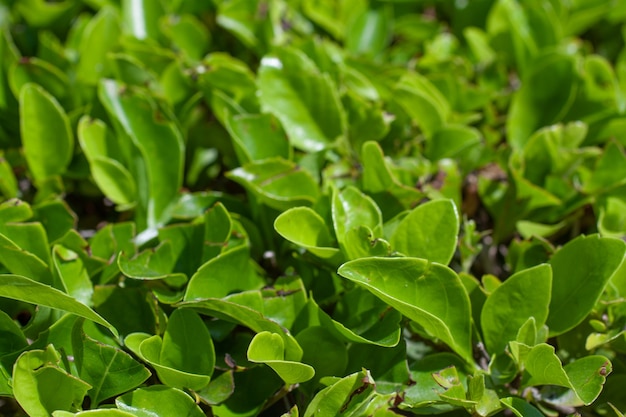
<box><xmin>1</xmin><ymin>1</ymin><xmax>626</xmax><ymax>416</ymax></box>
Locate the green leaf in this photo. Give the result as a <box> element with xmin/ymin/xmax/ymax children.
<box><xmin>10</xmin><ymin>57</ymin><xmax>69</xmax><ymax>101</ymax></box>
<box><xmin>98</xmin><ymin>79</ymin><xmax>184</xmax><ymax>228</ymax></box>
<box><xmin>274</xmin><ymin>207</ymin><xmax>340</xmax><ymax>260</ymax></box>
<box><xmin>389</xmin><ymin>199</ymin><xmax>460</xmax><ymax>265</ymax></box>
<box><xmin>227</xmin><ymin>158</ymin><xmax>319</xmax><ymax>210</ymax></box>
<box><xmin>125</xmin><ymin>308</ymin><xmax>216</xmax><ymax>392</ymax></box>
<box><xmin>394</xmin><ymin>73</ymin><xmax>450</xmax><ymax>139</ymax></box>
<box><xmin>13</xmin><ymin>345</ymin><xmax>91</xmax><ymax>416</ymax></box>
<box><xmin>78</xmin><ymin>117</ymin><xmax>136</xmax><ymax>208</ymax></box>
<box><xmin>116</xmin><ymin>386</ymin><xmax>205</xmax><ymax>417</ymax></box>
<box><xmin>118</xmin><ymin>241</ymin><xmax>186</xmax><ymax>282</ymax></box>
<box><xmin>332</xmin><ymin>186</ymin><xmax>383</xmax><ymax>260</ymax></box>
<box><xmin>202</xmin><ymin>202</ymin><xmax>233</xmax><ymax>261</ymax></box>
<box><xmin>506</xmin><ymin>53</ymin><xmax>578</xmax><ymax>148</ymax></box>
<box><xmin>225</xmin><ymin>113</ymin><xmax>291</xmax><ymax>164</ymax></box>
<box><xmin>72</xmin><ymin>325</ymin><xmax>150</xmax><ymax>406</ymax></box>
<box><xmin>160</xmin><ymin>308</ymin><xmax>215</xmax><ymax>379</ymax></box>
<box><xmin>257</xmin><ymin>46</ymin><xmax>346</xmax><ymax>152</ymax></box>
<box><xmin>345</xmin><ymin>5</ymin><xmax>393</xmax><ymax>57</ymax></box>
<box><xmin>184</xmin><ymin>246</ymin><xmax>264</xmax><ymax>300</ymax></box>
<box><xmin>160</xmin><ymin>14</ymin><xmax>210</xmax><ymax>61</ymax></box>
<box><xmin>303</xmin><ymin>369</ymin><xmax>377</xmax><ymax>417</ymax></box>
<box><xmin>0</xmin><ymin>274</ymin><xmax>117</xmax><ymax>337</ymax></box>
<box><xmin>338</xmin><ymin>257</ymin><xmax>473</xmax><ymax>364</ymax></box>
<box><xmin>296</xmin><ymin>291</ymin><xmax>402</xmax><ymax>348</ymax></box>
<box><xmin>517</xmin><ymin>343</ymin><xmax>611</xmax><ymax>405</ymax></box>
<box><xmin>53</xmin><ymin>410</ymin><xmax>136</xmax><ymax>416</ymax></box>
<box><xmin>295</xmin><ymin>326</ymin><xmax>348</xmax><ymax>384</ymax></box>
<box><xmin>427</xmin><ymin>125</ymin><xmax>482</xmax><ymax>161</ymax></box>
<box><xmin>547</xmin><ymin>235</ymin><xmax>626</xmax><ymax>336</ymax></box>
<box><xmin>130</xmin><ymin>335</ymin><xmax>211</xmax><ymax>391</ymax></box>
<box><xmin>0</xmin><ymin>308</ymin><xmax>27</xmax><ymax>356</ymax></box>
<box><xmin>500</xmin><ymin>397</ymin><xmax>544</xmax><ymax>417</ymax></box>
<box><xmin>177</xmin><ymin>297</ymin><xmax>303</xmax><ymax>361</ymax></box>
<box><xmin>247</xmin><ymin>331</ymin><xmax>314</xmax><ymax>384</ymax></box>
<box><xmin>20</xmin><ymin>83</ymin><xmax>73</xmax><ymax>182</ymax></box>
<box><xmin>121</xmin><ymin>0</ymin><xmax>163</xmax><ymax>41</ymax></box>
<box><xmin>53</xmin><ymin>245</ymin><xmax>94</xmax><ymax>306</ymax></box>
<box><xmin>480</xmin><ymin>264</ymin><xmax>552</xmax><ymax>354</ymax></box>
<box><xmin>76</xmin><ymin>6</ymin><xmax>121</xmax><ymax>84</ymax></box>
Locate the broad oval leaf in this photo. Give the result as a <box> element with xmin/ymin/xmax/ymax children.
<box><xmin>227</xmin><ymin>157</ymin><xmax>319</xmax><ymax>210</ymax></box>
<box><xmin>160</xmin><ymin>308</ymin><xmax>215</xmax><ymax>380</ymax></box>
<box><xmin>247</xmin><ymin>331</ymin><xmax>314</xmax><ymax>384</ymax></box>
<box><xmin>13</xmin><ymin>345</ymin><xmax>91</xmax><ymax>417</ymax></box>
<box><xmin>332</xmin><ymin>185</ymin><xmax>383</xmax><ymax>259</ymax></box>
<box><xmin>116</xmin><ymin>385</ymin><xmax>205</xmax><ymax>417</ymax></box>
<box><xmin>389</xmin><ymin>199</ymin><xmax>460</xmax><ymax>265</ymax></box>
<box><xmin>338</xmin><ymin>257</ymin><xmax>473</xmax><ymax>364</ymax></box>
<box><xmin>506</xmin><ymin>53</ymin><xmax>578</xmax><ymax>149</ymax></box>
<box><xmin>98</xmin><ymin>79</ymin><xmax>184</xmax><ymax>228</ymax></box>
<box><xmin>184</xmin><ymin>246</ymin><xmax>264</xmax><ymax>300</ymax></box>
<box><xmin>481</xmin><ymin>264</ymin><xmax>552</xmax><ymax>354</ymax></box>
<box><xmin>20</xmin><ymin>83</ymin><xmax>73</xmax><ymax>182</ymax></box>
<box><xmin>274</xmin><ymin>207</ymin><xmax>340</xmax><ymax>260</ymax></box>
<box><xmin>72</xmin><ymin>329</ymin><xmax>150</xmax><ymax>406</ymax></box>
<box><xmin>258</xmin><ymin>46</ymin><xmax>346</xmax><ymax>152</ymax></box>
<box><xmin>547</xmin><ymin>235</ymin><xmax>626</xmax><ymax>336</ymax></box>
<box><xmin>177</xmin><ymin>297</ymin><xmax>303</xmax><ymax>361</ymax></box>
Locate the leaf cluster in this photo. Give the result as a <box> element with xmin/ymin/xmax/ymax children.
<box><xmin>1</xmin><ymin>0</ymin><xmax>626</xmax><ymax>416</ymax></box>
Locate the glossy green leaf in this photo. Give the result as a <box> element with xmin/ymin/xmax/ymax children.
<box><xmin>13</xmin><ymin>345</ymin><xmax>91</xmax><ymax>416</ymax></box>
<box><xmin>500</xmin><ymin>397</ymin><xmax>544</xmax><ymax>417</ymax></box>
<box><xmin>118</xmin><ymin>241</ymin><xmax>186</xmax><ymax>282</ymax></box>
<box><xmin>481</xmin><ymin>264</ymin><xmax>552</xmax><ymax>354</ymax></box>
<box><xmin>53</xmin><ymin>244</ymin><xmax>94</xmax><ymax>306</ymax></box>
<box><xmin>0</xmin><ymin>274</ymin><xmax>117</xmax><ymax>337</ymax></box>
<box><xmin>0</xmin><ymin>151</ymin><xmax>18</xmax><ymax>198</ymax></box>
<box><xmin>202</xmin><ymin>202</ymin><xmax>232</xmax><ymax>261</ymax></box>
<box><xmin>131</xmin><ymin>334</ymin><xmax>211</xmax><ymax>391</ymax></box>
<box><xmin>303</xmin><ymin>369</ymin><xmax>377</xmax><ymax>417</ymax></box>
<box><xmin>116</xmin><ymin>386</ymin><xmax>205</xmax><ymax>417</ymax></box>
<box><xmin>345</xmin><ymin>5</ymin><xmax>392</xmax><ymax>57</ymax></box>
<box><xmin>225</xmin><ymin>113</ymin><xmax>291</xmax><ymax>163</ymax></box>
<box><xmin>247</xmin><ymin>331</ymin><xmax>314</xmax><ymax>384</ymax></box>
<box><xmin>121</xmin><ymin>0</ymin><xmax>163</xmax><ymax>41</ymax></box>
<box><xmin>547</xmin><ymin>235</ymin><xmax>626</xmax><ymax>336</ymax></box>
<box><xmin>53</xmin><ymin>410</ymin><xmax>136</xmax><ymax>416</ymax></box>
<box><xmin>76</xmin><ymin>6</ymin><xmax>120</xmax><ymax>84</ymax></box>
<box><xmin>78</xmin><ymin>116</ymin><xmax>136</xmax><ymax>209</ymax></box>
<box><xmin>332</xmin><ymin>186</ymin><xmax>382</xmax><ymax>259</ymax></box>
<box><xmin>507</xmin><ymin>53</ymin><xmax>578</xmax><ymax>148</ymax></box>
<box><xmin>517</xmin><ymin>343</ymin><xmax>611</xmax><ymax>405</ymax></box>
<box><xmin>258</xmin><ymin>46</ymin><xmax>346</xmax><ymax>152</ymax></box>
<box><xmin>0</xmin><ymin>308</ymin><xmax>27</xmax><ymax>356</ymax></box>
<box><xmin>10</xmin><ymin>57</ymin><xmax>69</xmax><ymax>100</ymax></box>
<box><xmin>161</xmin><ymin>14</ymin><xmax>210</xmax><ymax>61</ymax></box>
<box><xmin>297</xmin><ymin>291</ymin><xmax>401</xmax><ymax>348</ymax></box>
<box><xmin>98</xmin><ymin>79</ymin><xmax>184</xmax><ymax>228</ymax></box>
<box><xmin>394</xmin><ymin>73</ymin><xmax>450</xmax><ymax>139</ymax></box>
<box><xmin>72</xmin><ymin>326</ymin><xmax>150</xmax><ymax>406</ymax></box>
<box><xmin>227</xmin><ymin>157</ymin><xmax>319</xmax><ymax>210</ymax></box>
<box><xmin>296</xmin><ymin>326</ymin><xmax>348</xmax><ymax>384</ymax></box>
<box><xmin>20</xmin><ymin>83</ymin><xmax>73</xmax><ymax>182</ymax></box>
<box><xmin>389</xmin><ymin>199</ymin><xmax>460</xmax><ymax>265</ymax></box>
<box><xmin>274</xmin><ymin>207</ymin><xmax>340</xmax><ymax>260</ymax></box>
<box><xmin>177</xmin><ymin>297</ymin><xmax>303</xmax><ymax>361</ymax></box>
<box><xmin>427</xmin><ymin>125</ymin><xmax>482</xmax><ymax>161</ymax></box>
<box><xmin>338</xmin><ymin>257</ymin><xmax>473</xmax><ymax>364</ymax></box>
<box><xmin>184</xmin><ymin>245</ymin><xmax>264</xmax><ymax>300</ymax></box>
